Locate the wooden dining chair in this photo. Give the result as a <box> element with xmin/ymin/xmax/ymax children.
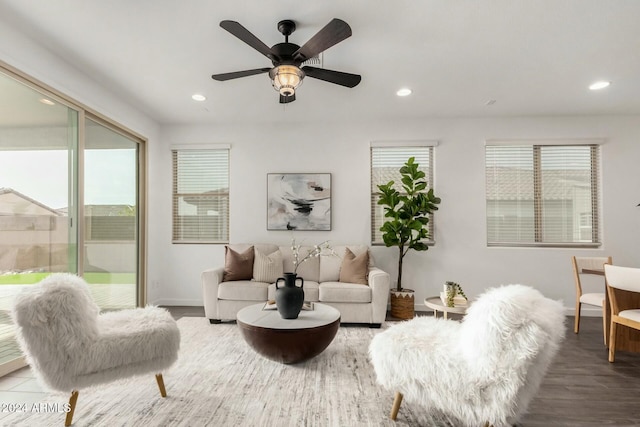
<box><xmin>572</xmin><ymin>256</ymin><xmax>612</xmax><ymax>341</ymax></box>
<box><xmin>604</xmin><ymin>264</ymin><xmax>640</xmax><ymax>362</ymax></box>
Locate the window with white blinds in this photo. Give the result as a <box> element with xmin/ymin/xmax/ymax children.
<box><xmin>172</xmin><ymin>148</ymin><xmax>229</xmax><ymax>243</ymax></box>
<box><xmin>485</xmin><ymin>143</ymin><xmax>600</xmax><ymax>247</ymax></box>
<box><xmin>370</xmin><ymin>145</ymin><xmax>435</xmax><ymax>245</ymax></box>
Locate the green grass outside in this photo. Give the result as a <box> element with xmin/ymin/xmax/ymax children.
<box><xmin>0</xmin><ymin>272</ymin><xmax>136</xmax><ymax>285</ymax></box>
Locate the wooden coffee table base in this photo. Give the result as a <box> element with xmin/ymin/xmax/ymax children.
<box><xmin>238</xmin><ymin>319</ymin><xmax>340</xmax><ymax>364</ymax></box>
<box><xmin>236</xmin><ymin>303</ymin><xmax>342</xmax><ymax>364</ymax></box>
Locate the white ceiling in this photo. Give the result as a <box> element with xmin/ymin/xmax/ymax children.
<box><xmin>2</xmin><ymin>0</ymin><xmax>640</xmax><ymax>126</ymax></box>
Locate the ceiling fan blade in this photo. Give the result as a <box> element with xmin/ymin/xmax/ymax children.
<box><xmin>302</xmin><ymin>66</ymin><xmax>361</xmax><ymax>88</ymax></box>
<box><xmin>293</xmin><ymin>18</ymin><xmax>352</xmax><ymax>61</ymax></box>
<box><xmin>212</xmin><ymin>68</ymin><xmax>271</xmax><ymax>81</ymax></box>
<box><xmin>220</xmin><ymin>20</ymin><xmax>277</xmax><ymax>60</ymax></box>
<box><xmin>280</xmin><ymin>93</ymin><xmax>296</xmax><ymax>104</ymax></box>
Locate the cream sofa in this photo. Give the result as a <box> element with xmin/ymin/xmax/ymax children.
<box><xmin>201</xmin><ymin>243</ymin><xmax>390</xmax><ymax>327</ymax></box>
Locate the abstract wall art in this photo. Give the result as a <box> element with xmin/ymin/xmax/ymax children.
<box><xmin>267</xmin><ymin>173</ymin><xmax>331</xmax><ymax>230</ymax></box>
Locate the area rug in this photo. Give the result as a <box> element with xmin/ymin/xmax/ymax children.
<box><xmin>0</xmin><ymin>317</ymin><xmax>449</xmax><ymax>427</ymax></box>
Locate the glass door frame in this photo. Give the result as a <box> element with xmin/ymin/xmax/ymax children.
<box><xmin>0</xmin><ymin>60</ymin><xmax>147</xmax><ymax>373</ymax></box>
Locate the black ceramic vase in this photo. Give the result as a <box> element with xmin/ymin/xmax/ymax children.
<box><xmin>275</xmin><ymin>272</ymin><xmax>304</xmax><ymax>319</ymax></box>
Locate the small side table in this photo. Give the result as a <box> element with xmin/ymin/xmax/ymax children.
<box><xmin>424</xmin><ymin>296</ymin><xmax>468</xmax><ymax>320</ymax></box>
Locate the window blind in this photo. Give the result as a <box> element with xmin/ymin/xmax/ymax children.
<box><xmin>486</xmin><ymin>144</ymin><xmax>600</xmax><ymax>247</ymax></box>
<box><xmin>370</xmin><ymin>146</ymin><xmax>435</xmax><ymax>245</ymax></box>
<box><xmin>172</xmin><ymin>148</ymin><xmax>229</xmax><ymax>243</ymax></box>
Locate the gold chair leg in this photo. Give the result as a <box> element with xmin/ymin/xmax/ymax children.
<box><xmin>601</xmin><ymin>304</ymin><xmax>607</xmax><ymax>346</ymax></box>
<box><xmin>156</xmin><ymin>373</ymin><xmax>167</xmax><ymax>397</ymax></box>
<box><xmin>608</xmin><ymin>322</ymin><xmax>617</xmax><ymax>363</ymax></box>
<box><xmin>574</xmin><ymin>301</ymin><xmax>581</xmax><ymax>333</ymax></box>
<box><xmin>390</xmin><ymin>391</ymin><xmax>403</xmax><ymax>420</ymax></box>
<box><xmin>65</xmin><ymin>390</ymin><xmax>79</xmax><ymax>427</ymax></box>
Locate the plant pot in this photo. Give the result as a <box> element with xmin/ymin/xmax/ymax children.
<box><xmin>390</xmin><ymin>289</ymin><xmax>415</xmax><ymax>320</ymax></box>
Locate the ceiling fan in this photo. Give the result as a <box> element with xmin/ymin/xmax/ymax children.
<box><xmin>211</xmin><ymin>18</ymin><xmax>361</xmax><ymax>104</ymax></box>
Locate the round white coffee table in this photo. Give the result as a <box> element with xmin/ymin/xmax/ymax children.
<box><xmin>237</xmin><ymin>302</ymin><xmax>340</xmax><ymax>364</ymax></box>
<box><xmin>424</xmin><ymin>296</ymin><xmax>468</xmax><ymax>320</ymax></box>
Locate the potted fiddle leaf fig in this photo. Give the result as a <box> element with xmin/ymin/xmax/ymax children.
<box><xmin>377</xmin><ymin>157</ymin><xmax>441</xmax><ymax>319</ymax></box>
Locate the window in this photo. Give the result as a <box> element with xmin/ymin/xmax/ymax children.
<box><xmin>0</xmin><ymin>65</ymin><xmax>144</xmax><ymax>376</ymax></box>
<box><xmin>172</xmin><ymin>147</ymin><xmax>229</xmax><ymax>243</ymax></box>
<box><xmin>485</xmin><ymin>142</ymin><xmax>600</xmax><ymax>247</ymax></box>
<box><xmin>370</xmin><ymin>143</ymin><xmax>436</xmax><ymax>245</ymax></box>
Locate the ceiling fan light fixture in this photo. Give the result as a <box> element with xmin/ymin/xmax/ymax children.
<box><xmin>270</xmin><ymin>65</ymin><xmax>305</xmax><ymax>96</ymax></box>
<box><xmin>212</xmin><ymin>19</ymin><xmax>360</xmax><ymax>104</ymax></box>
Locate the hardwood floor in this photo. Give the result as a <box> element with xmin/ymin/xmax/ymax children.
<box><xmin>522</xmin><ymin>315</ymin><xmax>640</xmax><ymax>426</ymax></box>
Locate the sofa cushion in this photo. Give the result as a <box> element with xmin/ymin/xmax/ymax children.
<box><xmin>319</xmin><ymin>245</ymin><xmax>370</xmax><ymax>283</ymax></box>
<box><xmin>222</xmin><ymin>246</ymin><xmax>254</xmax><ymax>281</ymax></box>
<box><xmin>268</xmin><ymin>281</ymin><xmax>320</xmax><ymax>302</ymax></box>
<box><xmin>218</xmin><ymin>281</ymin><xmax>269</xmax><ymax>301</ymax></box>
<box><xmin>280</xmin><ymin>245</ymin><xmax>320</xmax><ymax>282</ymax></box>
<box><xmin>339</xmin><ymin>248</ymin><xmax>369</xmax><ymax>285</ymax></box>
<box><xmin>319</xmin><ymin>282</ymin><xmax>372</xmax><ymax>303</ymax></box>
<box><xmin>253</xmin><ymin>249</ymin><xmax>283</xmax><ymax>283</ymax></box>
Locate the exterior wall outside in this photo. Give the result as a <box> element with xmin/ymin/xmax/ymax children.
<box><xmin>487</xmin><ymin>196</ymin><xmax>592</xmax><ymax>244</ymax></box>
<box><xmin>0</xmin><ymin>215</ymin><xmax>135</xmax><ymax>273</ymax></box>
<box><xmin>85</xmin><ymin>242</ymin><xmax>136</xmax><ymax>273</ymax></box>
<box><xmin>0</xmin><ymin>216</ymin><xmax>69</xmax><ymax>271</ymax></box>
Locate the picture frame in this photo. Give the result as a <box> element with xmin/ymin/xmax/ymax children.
<box><xmin>267</xmin><ymin>173</ymin><xmax>331</xmax><ymax>231</ymax></box>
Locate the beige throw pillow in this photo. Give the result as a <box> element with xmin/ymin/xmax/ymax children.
<box><xmin>253</xmin><ymin>250</ymin><xmax>284</xmax><ymax>283</ymax></box>
<box><xmin>222</xmin><ymin>246</ymin><xmax>254</xmax><ymax>281</ymax></box>
<box><xmin>339</xmin><ymin>248</ymin><xmax>369</xmax><ymax>285</ymax></box>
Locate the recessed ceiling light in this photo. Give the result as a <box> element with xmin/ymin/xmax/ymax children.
<box><xmin>396</xmin><ymin>88</ymin><xmax>412</xmax><ymax>97</ymax></box>
<box><xmin>39</xmin><ymin>98</ymin><xmax>55</xmax><ymax>105</ymax></box>
<box><xmin>191</xmin><ymin>94</ymin><xmax>206</xmax><ymax>101</ymax></box>
<box><xmin>589</xmin><ymin>81</ymin><xmax>611</xmax><ymax>90</ymax></box>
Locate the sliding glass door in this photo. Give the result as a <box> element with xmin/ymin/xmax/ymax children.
<box><xmin>83</xmin><ymin>118</ymin><xmax>138</xmax><ymax>309</ymax></box>
<box><xmin>0</xmin><ymin>71</ymin><xmax>79</xmax><ymax>375</ymax></box>
<box><xmin>0</xmin><ymin>66</ymin><xmax>143</xmax><ymax>375</ymax></box>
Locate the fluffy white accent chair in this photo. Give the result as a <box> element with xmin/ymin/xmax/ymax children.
<box><xmin>11</xmin><ymin>273</ymin><xmax>180</xmax><ymax>426</ymax></box>
<box><xmin>369</xmin><ymin>284</ymin><xmax>565</xmax><ymax>427</ymax></box>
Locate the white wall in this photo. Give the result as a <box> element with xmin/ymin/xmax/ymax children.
<box><xmin>152</xmin><ymin>116</ymin><xmax>640</xmax><ymax>312</ymax></box>
<box><xmin>0</xmin><ymin>19</ymin><xmax>157</xmax><ymax>138</ymax></box>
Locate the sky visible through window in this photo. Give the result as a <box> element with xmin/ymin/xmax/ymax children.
<box><xmin>0</xmin><ymin>149</ymin><xmax>135</xmax><ymax>209</ymax></box>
